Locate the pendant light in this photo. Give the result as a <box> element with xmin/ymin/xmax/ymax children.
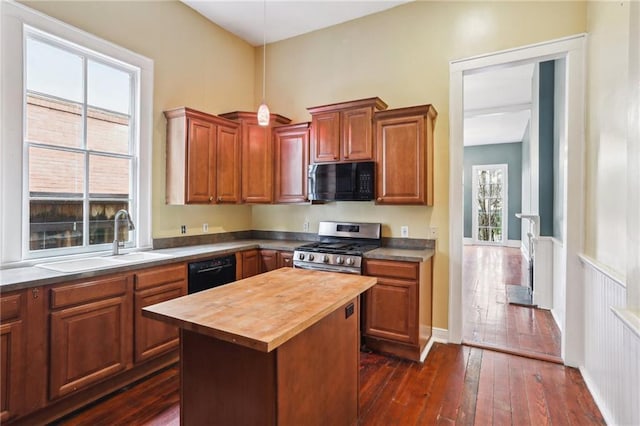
<box><xmin>257</xmin><ymin>0</ymin><xmax>270</xmax><ymax>126</ymax></box>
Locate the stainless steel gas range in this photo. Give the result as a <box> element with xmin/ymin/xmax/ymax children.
<box><xmin>293</xmin><ymin>221</ymin><xmax>381</xmax><ymax>275</ymax></box>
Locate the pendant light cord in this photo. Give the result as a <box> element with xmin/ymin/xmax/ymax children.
<box><xmin>262</xmin><ymin>0</ymin><xmax>266</xmax><ymax>102</ymax></box>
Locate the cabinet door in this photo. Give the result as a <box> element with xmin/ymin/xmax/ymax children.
<box><xmin>364</xmin><ymin>278</ymin><xmax>417</xmax><ymax>345</ymax></box>
<box><xmin>342</xmin><ymin>107</ymin><xmax>373</xmax><ymax>161</ymax></box>
<box><xmin>134</xmin><ymin>264</ymin><xmax>186</xmax><ymax>363</ymax></box>
<box><xmin>310</xmin><ymin>111</ymin><xmax>340</xmax><ymax>163</ymax></box>
<box><xmin>274</xmin><ymin>124</ymin><xmax>309</xmax><ymax>203</ymax></box>
<box><xmin>277</xmin><ymin>251</ymin><xmax>293</xmax><ymax>268</ymax></box>
<box><xmin>134</xmin><ymin>282</ymin><xmax>185</xmax><ymax>363</ymax></box>
<box><xmin>242</xmin><ymin>123</ymin><xmax>273</xmax><ymax>203</ymax></box>
<box><xmin>260</xmin><ymin>250</ymin><xmax>278</xmax><ymax>273</ymax></box>
<box><xmin>1</xmin><ymin>292</ymin><xmax>24</xmax><ymax>422</ymax></box>
<box><xmin>49</xmin><ymin>275</ymin><xmax>132</xmax><ymax>399</ymax></box>
<box><xmin>216</xmin><ymin>123</ymin><xmax>241</xmax><ymax>203</ymax></box>
<box><xmin>187</xmin><ymin>117</ymin><xmax>216</xmax><ymax>204</ymax></box>
<box><xmin>242</xmin><ymin>250</ymin><xmax>261</xmax><ymax>278</ymax></box>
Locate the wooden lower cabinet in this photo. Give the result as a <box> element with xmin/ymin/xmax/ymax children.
<box><xmin>1</xmin><ymin>288</ymin><xmax>46</xmax><ymax>423</ymax></box>
<box><xmin>134</xmin><ymin>264</ymin><xmax>187</xmax><ymax>363</ymax></box>
<box><xmin>240</xmin><ymin>250</ymin><xmax>261</xmax><ymax>278</ymax></box>
<box><xmin>260</xmin><ymin>250</ymin><xmax>294</xmax><ymax>273</ymax></box>
<box><xmin>363</xmin><ymin>258</ymin><xmax>433</xmax><ymax>361</ymax></box>
<box><xmin>49</xmin><ymin>274</ymin><xmax>133</xmax><ymax>399</ymax></box>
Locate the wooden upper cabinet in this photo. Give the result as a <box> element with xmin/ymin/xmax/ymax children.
<box><xmin>164</xmin><ymin>107</ymin><xmax>240</xmax><ymax>205</ymax></box>
<box><xmin>375</xmin><ymin>105</ymin><xmax>437</xmax><ymax>206</ymax></box>
<box><xmin>220</xmin><ymin>112</ymin><xmax>291</xmax><ymax>204</ymax></box>
<box><xmin>273</xmin><ymin>123</ymin><xmax>310</xmax><ymax>203</ymax></box>
<box><xmin>215</xmin><ymin>123</ymin><xmax>241</xmax><ymax>203</ymax></box>
<box><xmin>308</xmin><ymin>97</ymin><xmax>387</xmax><ymax>164</ymax></box>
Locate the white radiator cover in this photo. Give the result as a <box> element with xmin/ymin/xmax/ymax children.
<box><xmin>581</xmin><ymin>256</ymin><xmax>640</xmax><ymax>426</ymax></box>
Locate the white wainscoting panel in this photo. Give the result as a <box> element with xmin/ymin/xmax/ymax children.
<box><xmin>581</xmin><ymin>255</ymin><xmax>639</xmax><ymax>426</ymax></box>
<box><xmin>552</xmin><ymin>239</ymin><xmax>566</xmax><ymax>332</ymax></box>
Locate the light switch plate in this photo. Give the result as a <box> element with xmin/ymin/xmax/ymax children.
<box><xmin>401</xmin><ymin>226</ymin><xmax>409</xmax><ymax>238</ymax></box>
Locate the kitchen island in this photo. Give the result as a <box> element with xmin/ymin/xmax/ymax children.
<box><xmin>143</xmin><ymin>267</ymin><xmax>376</xmax><ymax>425</ymax></box>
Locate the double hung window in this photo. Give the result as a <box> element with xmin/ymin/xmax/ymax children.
<box><xmin>24</xmin><ymin>28</ymin><xmax>138</xmax><ymax>257</ymax></box>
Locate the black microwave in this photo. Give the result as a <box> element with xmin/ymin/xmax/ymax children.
<box><xmin>308</xmin><ymin>161</ymin><xmax>375</xmax><ymax>201</ymax></box>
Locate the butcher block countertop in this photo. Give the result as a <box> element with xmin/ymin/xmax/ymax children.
<box><xmin>143</xmin><ymin>267</ymin><xmax>376</xmax><ymax>353</ymax></box>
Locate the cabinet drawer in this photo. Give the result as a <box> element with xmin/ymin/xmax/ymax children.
<box><xmin>364</xmin><ymin>259</ymin><xmax>418</xmax><ymax>280</ymax></box>
<box><xmin>0</xmin><ymin>293</ymin><xmax>23</xmax><ymax>322</ymax></box>
<box><xmin>135</xmin><ymin>263</ymin><xmax>186</xmax><ymax>290</ymax></box>
<box><xmin>50</xmin><ymin>275</ymin><xmax>130</xmax><ymax>309</ymax></box>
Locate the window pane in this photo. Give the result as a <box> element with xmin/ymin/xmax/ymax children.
<box><xmin>87</xmin><ymin>107</ymin><xmax>130</xmax><ymax>154</ymax></box>
<box><xmin>26</xmin><ymin>38</ymin><xmax>82</xmax><ymax>103</ymax></box>
<box><xmin>29</xmin><ymin>200</ymin><xmax>83</xmax><ymax>250</ymax></box>
<box><xmin>29</xmin><ymin>147</ymin><xmax>84</xmax><ymax>196</ymax></box>
<box><xmin>88</xmin><ymin>60</ymin><xmax>130</xmax><ymax>114</ymax></box>
<box><xmin>89</xmin><ymin>201</ymin><xmax>130</xmax><ymax>245</ymax></box>
<box><xmin>26</xmin><ymin>94</ymin><xmax>82</xmax><ymax>148</ymax></box>
<box><xmin>89</xmin><ymin>155</ymin><xmax>130</xmax><ymax>197</ymax></box>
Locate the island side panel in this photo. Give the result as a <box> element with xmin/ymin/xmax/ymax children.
<box><xmin>276</xmin><ymin>297</ymin><xmax>360</xmax><ymax>426</ymax></box>
<box><xmin>180</xmin><ymin>329</ymin><xmax>277</xmax><ymax>426</ymax></box>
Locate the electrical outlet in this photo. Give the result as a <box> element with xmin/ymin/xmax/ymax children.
<box><xmin>202</xmin><ymin>223</ymin><xmax>209</xmax><ymax>232</ymax></box>
<box><xmin>303</xmin><ymin>218</ymin><xmax>310</xmax><ymax>232</ymax></box>
<box><xmin>429</xmin><ymin>227</ymin><xmax>438</xmax><ymax>239</ymax></box>
<box><xmin>401</xmin><ymin>225</ymin><xmax>409</xmax><ymax>238</ymax></box>
<box><xmin>180</xmin><ymin>225</ymin><xmax>186</xmax><ymax>234</ymax></box>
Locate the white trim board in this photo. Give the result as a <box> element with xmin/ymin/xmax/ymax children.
<box><xmin>449</xmin><ymin>34</ymin><xmax>586</xmax><ymax>367</ymax></box>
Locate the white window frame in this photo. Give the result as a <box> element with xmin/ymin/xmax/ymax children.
<box><xmin>1</xmin><ymin>1</ymin><xmax>154</xmax><ymax>266</ymax></box>
<box><xmin>471</xmin><ymin>163</ymin><xmax>508</xmax><ymax>246</ymax></box>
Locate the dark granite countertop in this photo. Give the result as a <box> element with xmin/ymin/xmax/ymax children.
<box><xmin>0</xmin><ymin>238</ymin><xmax>434</xmax><ymax>293</ymax></box>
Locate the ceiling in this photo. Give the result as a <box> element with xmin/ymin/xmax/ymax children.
<box><xmin>181</xmin><ymin>1</ymin><xmax>534</xmax><ymax>147</ymax></box>
<box><xmin>464</xmin><ymin>63</ymin><xmax>535</xmax><ymax>146</ymax></box>
<box><xmin>181</xmin><ymin>0</ymin><xmax>413</xmax><ymax>46</ymax></box>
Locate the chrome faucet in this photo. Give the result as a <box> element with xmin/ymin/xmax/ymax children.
<box><xmin>113</xmin><ymin>209</ymin><xmax>135</xmax><ymax>255</ymax></box>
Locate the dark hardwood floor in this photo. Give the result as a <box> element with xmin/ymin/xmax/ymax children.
<box><xmin>52</xmin><ymin>343</ymin><xmax>604</xmax><ymax>426</ymax></box>
<box><xmin>463</xmin><ymin>245</ymin><xmax>562</xmax><ymax>361</ymax></box>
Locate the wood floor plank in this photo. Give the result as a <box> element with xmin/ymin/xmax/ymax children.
<box><xmin>52</xmin><ymin>343</ymin><xmax>605</xmax><ymax>426</ymax></box>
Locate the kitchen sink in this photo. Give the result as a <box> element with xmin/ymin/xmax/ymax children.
<box><xmin>110</xmin><ymin>252</ymin><xmax>171</xmax><ymax>262</ymax></box>
<box><xmin>36</xmin><ymin>257</ymin><xmax>123</xmax><ymax>273</ymax></box>
<box><xmin>36</xmin><ymin>252</ymin><xmax>172</xmax><ymax>273</ymax></box>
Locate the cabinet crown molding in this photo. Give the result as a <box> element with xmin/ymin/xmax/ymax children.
<box><xmin>307</xmin><ymin>97</ymin><xmax>388</xmax><ymax>114</ymax></box>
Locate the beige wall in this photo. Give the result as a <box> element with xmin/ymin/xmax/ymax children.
<box><xmin>22</xmin><ymin>0</ymin><xmax>256</xmax><ymax>238</ymax></box>
<box><xmin>257</xmin><ymin>1</ymin><xmax>586</xmax><ymax>329</ymax></box>
<box><xmin>585</xmin><ymin>1</ymin><xmax>632</xmax><ymax>277</ymax></box>
<box><xmin>21</xmin><ymin>1</ymin><xmax>590</xmax><ymax>329</ymax></box>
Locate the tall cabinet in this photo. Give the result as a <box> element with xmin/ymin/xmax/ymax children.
<box><xmin>374</xmin><ymin>105</ymin><xmax>437</xmax><ymax>206</ymax></box>
<box><xmin>273</xmin><ymin>123</ymin><xmax>310</xmax><ymax>203</ymax></box>
<box><xmin>220</xmin><ymin>112</ymin><xmax>291</xmax><ymax>204</ymax></box>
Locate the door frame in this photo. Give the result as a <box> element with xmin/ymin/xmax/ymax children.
<box><xmin>471</xmin><ymin>164</ymin><xmax>509</xmax><ymax>246</ymax></box>
<box><xmin>449</xmin><ymin>34</ymin><xmax>586</xmax><ymax>367</ymax></box>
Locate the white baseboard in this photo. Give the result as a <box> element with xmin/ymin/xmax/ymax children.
<box><xmin>507</xmin><ymin>239</ymin><xmax>521</xmax><ymax>248</ymax></box>
<box><xmin>420</xmin><ymin>327</ymin><xmax>449</xmax><ymax>362</ymax></box>
<box><xmin>579</xmin><ymin>366</ymin><xmax>615</xmax><ymax>426</ymax></box>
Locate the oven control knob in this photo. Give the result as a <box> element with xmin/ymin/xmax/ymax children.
<box><xmin>298</xmin><ymin>253</ymin><xmax>305</xmax><ymax>260</ymax></box>
<box><xmin>336</xmin><ymin>256</ymin><xmax>344</xmax><ymax>264</ymax></box>
<box><xmin>345</xmin><ymin>258</ymin><xmax>354</xmax><ymax>266</ymax></box>
<box><xmin>322</xmin><ymin>255</ymin><xmax>329</xmax><ymax>263</ymax></box>
<box><xmin>309</xmin><ymin>254</ymin><xmax>315</xmax><ymax>261</ymax></box>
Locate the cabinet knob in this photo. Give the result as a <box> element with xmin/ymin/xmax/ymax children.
<box><xmin>209</xmin><ymin>196</ymin><xmax>213</xmax><ymax>202</ymax></box>
<box><xmin>32</xmin><ymin>288</ymin><xmax>39</xmax><ymax>299</ymax></box>
<box><xmin>218</xmin><ymin>196</ymin><xmax>222</xmax><ymax>202</ymax></box>
<box><xmin>376</xmin><ymin>197</ymin><xmax>382</xmax><ymax>202</ymax></box>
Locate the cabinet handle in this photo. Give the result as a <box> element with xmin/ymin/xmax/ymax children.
<box><xmin>32</xmin><ymin>288</ymin><xmax>39</xmax><ymax>299</ymax></box>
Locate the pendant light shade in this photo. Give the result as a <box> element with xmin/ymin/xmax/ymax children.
<box><xmin>258</xmin><ymin>0</ymin><xmax>269</xmax><ymax>127</ymax></box>
<box><xmin>257</xmin><ymin>101</ymin><xmax>270</xmax><ymax>126</ymax></box>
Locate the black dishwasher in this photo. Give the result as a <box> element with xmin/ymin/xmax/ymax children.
<box><xmin>188</xmin><ymin>254</ymin><xmax>236</xmax><ymax>294</ymax></box>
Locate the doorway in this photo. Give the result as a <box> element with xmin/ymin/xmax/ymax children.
<box><xmin>449</xmin><ymin>35</ymin><xmax>587</xmax><ymax>367</ymax></box>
